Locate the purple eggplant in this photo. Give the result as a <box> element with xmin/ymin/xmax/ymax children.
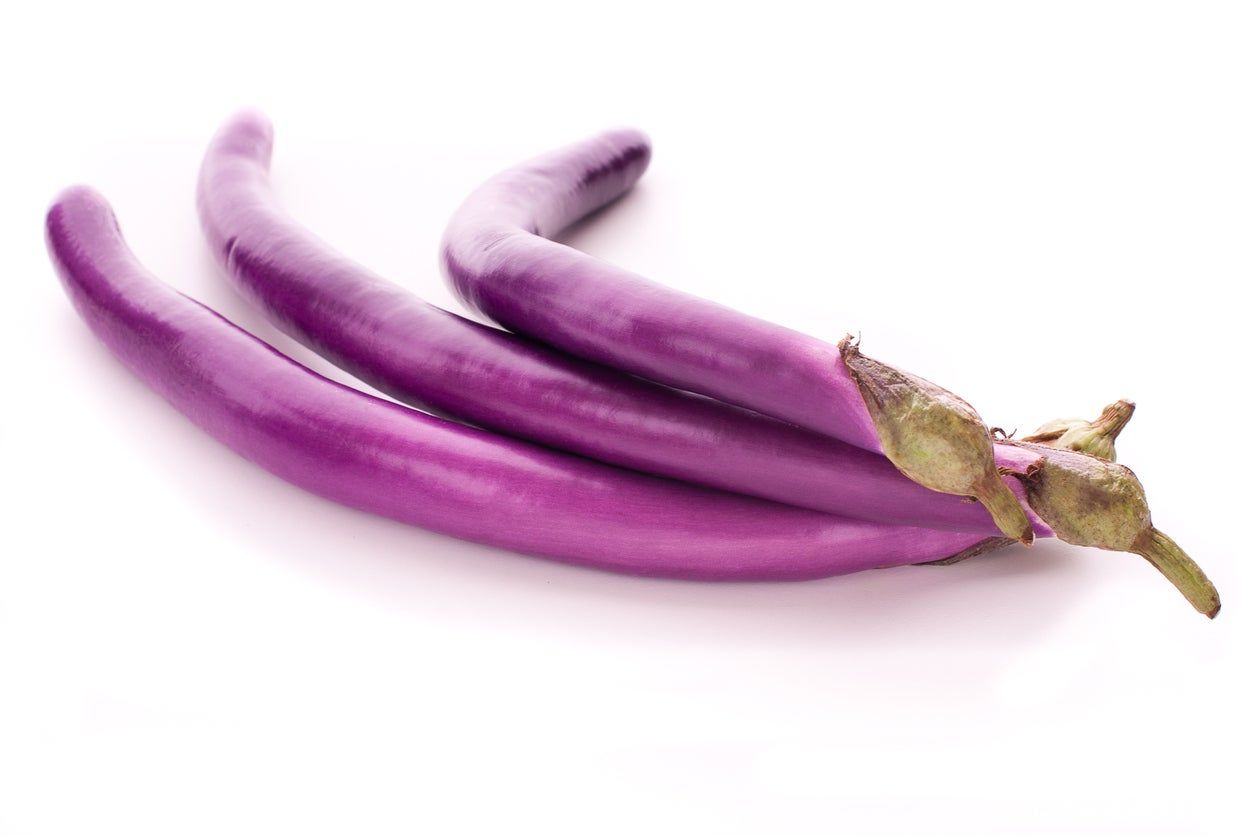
<box><xmin>442</xmin><ymin>129</ymin><xmax>1037</xmax><ymax>542</ymax></box>
<box><xmin>49</xmin><ymin>185</ymin><xmax>999</xmax><ymax>580</ymax></box>
<box><xmin>196</xmin><ymin>111</ymin><xmax>1035</xmax><ymax>537</ymax></box>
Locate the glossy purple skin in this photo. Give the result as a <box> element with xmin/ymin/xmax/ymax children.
<box><xmin>48</xmin><ymin>186</ymin><xmax>991</xmax><ymax>579</ymax></box>
<box><xmin>442</xmin><ymin>129</ymin><xmax>886</xmax><ymax>451</ymax></box>
<box><xmin>440</xmin><ymin>129</ymin><xmax>1037</xmax><ymax>479</ymax></box>
<box><xmin>195</xmin><ymin>111</ymin><xmax>1012</xmax><ymax>535</ymax></box>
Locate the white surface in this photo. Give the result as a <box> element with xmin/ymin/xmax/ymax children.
<box><xmin>2</xmin><ymin>2</ymin><xmax>1253</xmax><ymax>832</ymax></box>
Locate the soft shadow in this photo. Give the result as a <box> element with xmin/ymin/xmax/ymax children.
<box><xmin>186</xmin><ymin>466</ymin><xmax>1088</xmax><ymax>652</ymax></box>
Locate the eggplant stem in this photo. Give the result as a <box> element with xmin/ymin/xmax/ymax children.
<box><xmin>1132</xmin><ymin>528</ymin><xmax>1221</xmax><ymax>618</ymax></box>
<box><xmin>1013</xmin><ymin>442</ymin><xmax>1221</xmax><ymax>619</ymax></box>
<box><xmin>974</xmin><ymin>480</ymin><xmax>1035</xmax><ymax>545</ymax></box>
<box><xmin>1023</xmin><ymin>399</ymin><xmax>1135</xmax><ymax>462</ymax></box>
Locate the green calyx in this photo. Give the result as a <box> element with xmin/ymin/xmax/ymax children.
<box><xmin>1012</xmin><ymin>443</ymin><xmax>1220</xmax><ymax>618</ymax></box>
<box><xmin>1022</xmin><ymin>399</ymin><xmax>1135</xmax><ymax>462</ymax></box>
<box><xmin>906</xmin><ymin>401</ymin><xmax>1217</xmax><ymax>618</ymax></box>
<box><xmin>838</xmin><ymin>335</ymin><xmax>1033</xmax><ymax>545</ymax></box>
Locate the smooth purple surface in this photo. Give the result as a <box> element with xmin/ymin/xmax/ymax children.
<box><xmin>442</xmin><ymin>129</ymin><xmax>885</xmax><ymax>451</ymax></box>
<box><xmin>196</xmin><ymin>111</ymin><xmax>1016</xmax><ymax>535</ymax></box>
<box><xmin>440</xmin><ymin>129</ymin><xmax>1036</xmax><ymax>479</ymax></box>
<box><xmin>48</xmin><ymin>185</ymin><xmax>992</xmax><ymax>579</ymax></box>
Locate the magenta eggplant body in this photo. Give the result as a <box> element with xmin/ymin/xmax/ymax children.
<box><xmin>48</xmin><ymin>186</ymin><xmax>994</xmax><ymax>578</ymax></box>
<box><xmin>195</xmin><ymin>111</ymin><xmax>1023</xmax><ymax>535</ymax></box>
<box><xmin>440</xmin><ymin>129</ymin><xmax>1035</xmax><ymax>482</ymax></box>
<box><xmin>441</xmin><ymin>129</ymin><xmax>888</xmax><ymax>448</ymax></box>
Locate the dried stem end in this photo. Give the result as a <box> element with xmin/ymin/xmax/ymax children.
<box><xmin>916</xmin><ymin>536</ymin><xmax>1016</xmax><ymax>566</ymax></box>
<box><xmin>838</xmin><ymin>335</ymin><xmax>1033</xmax><ymax>544</ymax></box>
<box><xmin>1023</xmin><ymin>399</ymin><xmax>1135</xmax><ymax>462</ymax></box>
<box><xmin>1133</xmin><ymin>529</ymin><xmax>1220</xmax><ymax>618</ymax></box>
<box><xmin>1014</xmin><ymin>444</ymin><xmax>1219</xmax><ymax>617</ymax></box>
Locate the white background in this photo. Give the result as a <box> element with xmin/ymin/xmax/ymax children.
<box><xmin>2</xmin><ymin>2</ymin><xmax>1253</xmax><ymax>832</ymax></box>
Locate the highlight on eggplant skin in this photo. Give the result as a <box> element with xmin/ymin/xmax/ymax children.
<box><xmin>440</xmin><ymin>130</ymin><xmax>1033</xmax><ymax>542</ymax></box>
<box><xmin>46</xmin><ymin>184</ymin><xmax>996</xmax><ymax>581</ymax></box>
<box><xmin>195</xmin><ymin>110</ymin><xmax>1027</xmax><ymax>538</ymax></box>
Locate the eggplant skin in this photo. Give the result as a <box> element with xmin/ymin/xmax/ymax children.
<box><xmin>46</xmin><ymin>185</ymin><xmax>986</xmax><ymax>579</ymax></box>
<box><xmin>440</xmin><ymin>127</ymin><xmax>883</xmax><ymax>452</ymax></box>
<box><xmin>438</xmin><ymin>128</ymin><xmax>1035</xmax><ymax>542</ymax></box>
<box><xmin>196</xmin><ymin>110</ymin><xmax>1011</xmax><ymax>536</ymax></box>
